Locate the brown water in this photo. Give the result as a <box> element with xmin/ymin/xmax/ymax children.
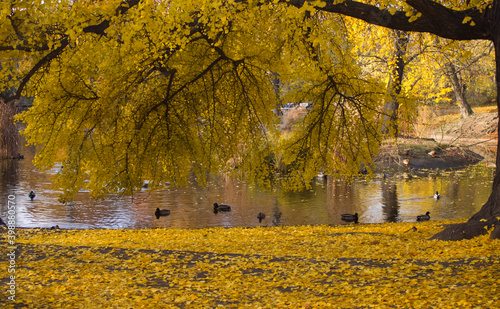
<box><xmin>0</xmin><ymin>149</ymin><xmax>494</xmax><ymax>229</ymax></box>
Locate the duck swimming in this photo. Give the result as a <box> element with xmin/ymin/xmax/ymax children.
<box><xmin>417</xmin><ymin>211</ymin><xmax>430</xmax><ymax>221</ymax></box>
<box><xmin>257</xmin><ymin>212</ymin><xmax>266</xmax><ymax>222</ymax></box>
<box><xmin>434</xmin><ymin>191</ymin><xmax>440</xmax><ymax>199</ymax></box>
<box><xmin>213</xmin><ymin>203</ymin><xmax>231</xmax><ymax>212</ymax></box>
<box><xmin>29</xmin><ymin>191</ymin><xmax>36</xmax><ymax>201</ymax></box>
<box><xmin>341</xmin><ymin>213</ymin><xmax>358</xmax><ymax>224</ymax></box>
<box><xmin>155</xmin><ymin>208</ymin><xmax>170</xmax><ymax>219</ymax></box>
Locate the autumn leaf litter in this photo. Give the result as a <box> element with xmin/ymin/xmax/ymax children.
<box><xmin>2</xmin><ymin>221</ymin><xmax>499</xmax><ymax>308</ymax></box>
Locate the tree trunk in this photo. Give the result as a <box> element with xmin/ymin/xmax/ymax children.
<box><xmin>444</xmin><ymin>62</ymin><xmax>474</xmax><ymax>119</ymax></box>
<box><xmin>383</xmin><ymin>30</ymin><xmax>408</xmax><ymax>137</ymax></box>
<box><xmin>0</xmin><ymin>101</ymin><xmax>19</xmax><ymax>158</ymax></box>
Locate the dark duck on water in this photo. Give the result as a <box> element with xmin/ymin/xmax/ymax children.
<box><xmin>155</xmin><ymin>208</ymin><xmax>170</xmax><ymax>219</ymax></box>
<box><xmin>213</xmin><ymin>203</ymin><xmax>231</xmax><ymax>212</ymax></box>
<box><xmin>341</xmin><ymin>213</ymin><xmax>359</xmax><ymax>224</ymax></box>
<box><xmin>417</xmin><ymin>211</ymin><xmax>430</xmax><ymax>221</ymax></box>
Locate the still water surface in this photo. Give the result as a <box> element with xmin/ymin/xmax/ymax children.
<box><xmin>0</xmin><ymin>149</ymin><xmax>494</xmax><ymax>229</ymax></box>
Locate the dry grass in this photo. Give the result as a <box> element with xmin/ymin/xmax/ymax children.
<box><xmin>411</xmin><ymin>104</ymin><xmax>498</xmax><ymax>138</ymax></box>
<box><xmin>411</xmin><ymin>105</ymin><xmax>437</xmax><ymax>138</ymax></box>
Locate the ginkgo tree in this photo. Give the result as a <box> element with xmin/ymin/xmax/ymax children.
<box><xmin>1</xmin><ymin>0</ymin><xmax>500</xmax><ymax>240</ymax></box>
<box><xmin>3</xmin><ymin>0</ymin><xmax>389</xmax><ymax>194</ymax></box>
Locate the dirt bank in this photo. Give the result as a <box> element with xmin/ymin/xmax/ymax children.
<box><xmin>375</xmin><ymin>112</ymin><xmax>498</xmax><ymax>171</ymax></box>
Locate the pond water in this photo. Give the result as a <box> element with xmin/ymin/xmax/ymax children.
<box><xmin>0</xmin><ymin>147</ymin><xmax>495</xmax><ymax>229</ymax></box>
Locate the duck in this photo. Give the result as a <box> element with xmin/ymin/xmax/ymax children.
<box><xmin>28</xmin><ymin>191</ymin><xmax>36</xmax><ymax>200</ymax></box>
<box><xmin>213</xmin><ymin>203</ymin><xmax>231</xmax><ymax>212</ymax></box>
<box><xmin>257</xmin><ymin>212</ymin><xmax>266</xmax><ymax>222</ymax></box>
<box><xmin>417</xmin><ymin>211</ymin><xmax>430</xmax><ymax>221</ymax></box>
<box><xmin>155</xmin><ymin>208</ymin><xmax>170</xmax><ymax>219</ymax></box>
<box><xmin>341</xmin><ymin>213</ymin><xmax>358</xmax><ymax>224</ymax></box>
<box><xmin>428</xmin><ymin>150</ymin><xmax>437</xmax><ymax>158</ymax></box>
<box><xmin>434</xmin><ymin>191</ymin><xmax>440</xmax><ymax>199</ymax></box>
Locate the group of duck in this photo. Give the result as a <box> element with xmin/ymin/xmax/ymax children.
<box><xmin>155</xmin><ymin>192</ymin><xmax>440</xmax><ymax>224</ymax></box>
<box><xmin>341</xmin><ymin>191</ymin><xmax>439</xmax><ymax>224</ymax></box>
<box><xmin>1</xmin><ymin>188</ymin><xmax>440</xmax><ymax>229</ymax></box>
<box><xmin>155</xmin><ymin>203</ymin><xmax>267</xmax><ymax>222</ymax></box>
<box><xmin>340</xmin><ymin>211</ymin><xmax>431</xmax><ymax>224</ymax></box>
<box><xmin>25</xmin><ymin>188</ymin><xmax>441</xmax><ymax>224</ymax></box>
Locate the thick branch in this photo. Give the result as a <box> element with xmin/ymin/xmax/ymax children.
<box><xmin>288</xmin><ymin>0</ymin><xmax>493</xmax><ymax>41</ymax></box>
<box><xmin>3</xmin><ymin>38</ymin><xmax>69</xmax><ymax>103</ymax></box>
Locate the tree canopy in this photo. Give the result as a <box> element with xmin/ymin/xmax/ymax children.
<box><xmin>2</xmin><ymin>0</ymin><xmax>500</xmax><ymax>239</ymax></box>
<box><xmin>3</xmin><ymin>0</ymin><xmax>391</xmax><ymax>199</ymax></box>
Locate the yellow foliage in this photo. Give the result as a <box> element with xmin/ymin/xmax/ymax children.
<box><xmin>1</xmin><ymin>0</ymin><xmax>393</xmax><ymax>197</ymax></box>
<box><xmin>3</xmin><ymin>221</ymin><xmax>498</xmax><ymax>308</ymax></box>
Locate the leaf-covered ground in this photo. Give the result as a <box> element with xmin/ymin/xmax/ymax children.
<box><xmin>1</xmin><ymin>221</ymin><xmax>499</xmax><ymax>308</ymax></box>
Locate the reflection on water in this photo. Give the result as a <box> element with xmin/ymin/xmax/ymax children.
<box><xmin>0</xmin><ymin>150</ymin><xmax>494</xmax><ymax>229</ymax></box>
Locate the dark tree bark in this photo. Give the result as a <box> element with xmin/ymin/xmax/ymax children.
<box><xmin>384</xmin><ymin>30</ymin><xmax>409</xmax><ymax>136</ymax></box>
<box><xmin>444</xmin><ymin>62</ymin><xmax>474</xmax><ymax>119</ymax></box>
<box><xmin>303</xmin><ymin>0</ymin><xmax>493</xmax><ymax>40</ymax></box>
